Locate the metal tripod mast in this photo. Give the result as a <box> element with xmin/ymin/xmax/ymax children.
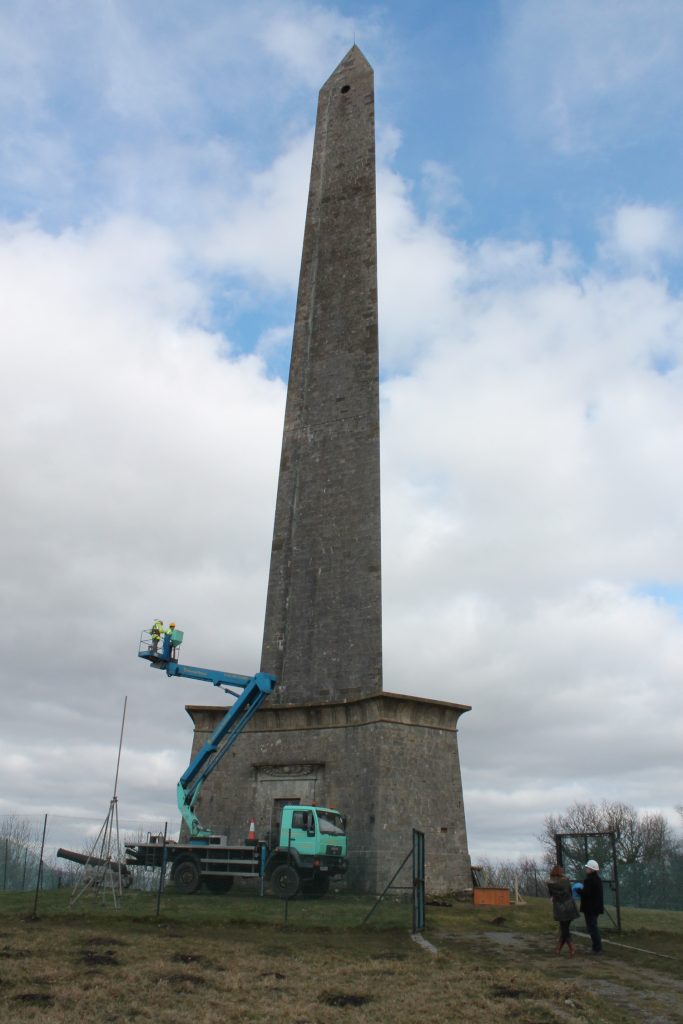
<box><xmin>70</xmin><ymin>696</ymin><xmax>128</xmax><ymax>908</ymax></box>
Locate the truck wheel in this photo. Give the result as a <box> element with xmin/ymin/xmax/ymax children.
<box><xmin>302</xmin><ymin>876</ymin><xmax>330</xmax><ymax>898</ymax></box>
<box><xmin>270</xmin><ymin>864</ymin><xmax>300</xmax><ymax>899</ymax></box>
<box><xmin>171</xmin><ymin>857</ymin><xmax>201</xmax><ymax>895</ymax></box>
<box><xmin>204</xmin><ymin>876</ymin><xmax>234</xmax><ymax>894</ymax></box>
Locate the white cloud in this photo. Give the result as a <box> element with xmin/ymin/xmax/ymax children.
<box><xmin>375</xmin><ymin>170</ymin><xmax>683</xmax><ymax>853</ymax></box>
<box><xmin>420</xmin><ymin>160</ymin><xmax>463</xmax><ymax>218</ymax></box>
<box><xmin>0</xmin><ymin>215</ymin><xmax>285</xmax><ymax>824</ymax></box>
<box><xmin>255</xmin><ymin>324</ymin><xmax>294</xmax><ymax>362</ymax></box>
<box><xmin>258</xmin><ymin>5</ymin><xmax>359</xmax><ymax>86</ymax></box>
<box><xmin>0</xmin><ymin>0</ymin><xmax>373</xmax><ymax>232</ymax></box>
<box><xmin>377</xmin><ymin>163</ymin><xmax>467</xmax><ymax>368</ymax></box>
<box><xmin>501</xmin><ymin>0</ymin><xmax>683</xmax><ymax>152</ymax></box>
<box><xmin>599</xmin><ymin>203</ymin><xmax>683</xmax><ymax>270</ymax></box>
<box><xmin>199</xmin><ymin>134</ymin><xmax>311</xmax><ymax>288</ymax></box>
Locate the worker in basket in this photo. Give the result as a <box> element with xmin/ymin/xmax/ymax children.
<box><xmin>162</xmin><ymin>622</ymin><xmax>179</xmax><ymax>660</ymax></box>
<box><xmin>150</xmin><ymin>619</ymin><xmax>163</xmax><ymax>654</ymax></box>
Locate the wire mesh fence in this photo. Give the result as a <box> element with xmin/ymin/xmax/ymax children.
<box><xmin>471</xmin><ymin>838</ymin><xmax>683</xmax><ymax>915</ymax></box>
<box><xmin>556</xmin><ymin>829</ymin><xmax>683</xmax><ymax>913</ymax></box>
<box><xmin>0</xmin><ymin>813</ymin><xmax>427</xmax><ymax>929</ymax></box>
<box><xmin>0</xmin><ymin>812</ymin><xmax>175</xmax><ymax>894</ymax></box>
<box><xmin>0</xmin><ymin>835</ymin><xmax>60</xmax><ymax>892</ymax></box>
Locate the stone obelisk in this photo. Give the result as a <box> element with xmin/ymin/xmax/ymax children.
<box><xmin>186</xmin><ymin>46</ymin><xmax>471</xmax><ymax>894</ymax></box>
<box><xmin>261</xmin><ymin>45</ymin><xmax>382</xmax><ymax>706</ymax></box>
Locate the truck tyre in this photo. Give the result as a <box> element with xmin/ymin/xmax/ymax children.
<box><xmin>302</xmin><ymin>876</ymin><xmax>330</xmax><ymax>898</ymax></box>
<box><xmin>171</xmin><ymin>857</ymin><xmax>201</xmax><ymax>895</ymax></box>
<box><xmin>270</xmin><ymin>863</ymin><xmax>300</xmax><ymax>899</ymax></box>
<box><xmin>204</xmin><ymin>875</ymin><xmax>234</xmax><ymax>894</ymax></box>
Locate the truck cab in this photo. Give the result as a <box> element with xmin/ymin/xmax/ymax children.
<box><xmin>266</xmin><ymin>805</ymin><xmax>348</xmax><ymax>897</ymax></box>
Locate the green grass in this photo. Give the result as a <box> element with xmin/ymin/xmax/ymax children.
<box><xmin>0</xmin><ymin>887</ymin><xmax>413</xmax><ymax>928</ymax></box>
<box><xmin>0</xmin><ymin>889</ymin><xmax>681</xmax><ymax>1023</ymax></box>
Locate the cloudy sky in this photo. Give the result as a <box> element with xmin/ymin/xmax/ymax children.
<box><xmin>2</xmin><ymin>0</ymin><xmax>682</xmax><ymax>863</ymax></box>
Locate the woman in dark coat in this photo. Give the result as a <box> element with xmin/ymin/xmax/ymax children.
<box><xmin>546</xmin><ymin>864</ymin><xmax>578</xmax><ymax>956</ymax></box>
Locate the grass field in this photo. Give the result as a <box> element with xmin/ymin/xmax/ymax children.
<box><xmin>1</xmin><ymin>888</ymin><xmax>682</xmax><ymax>1023</ymax></box>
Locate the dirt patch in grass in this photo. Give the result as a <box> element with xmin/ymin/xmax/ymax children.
<box><xmin>12</xmin><ymin>992</ymin><xmax>54</xmax><ymax>1005</ymax></box>
<box><xmin>490</xmin><ymin>982</ymin><xmax>535</xmax><ymax>998</ymax></box>
<box><xmin>156</xmin><ymin>971</ymin><xmax>207</xmax><ymax>989</ymax></box>
<box><xmin>170</xmin><ymin>951</ymin><xmax>206</xmax><ymax>964</ymax></box>
<box><xmin>0</xmin><ymin>944</ymin><xmax>31</xmax><ymax>958</ymax></box>
<box><xmin>321</xmin><ymin>992</ymin><xmax>372</xmax><ymax>1007</ymax></box>
<box><xmin>80</xmin><ymin>949</ymin><xmax>120</xmax><ymax>966</ymax></box>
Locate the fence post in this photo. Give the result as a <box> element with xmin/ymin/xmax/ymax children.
<box><xmin>3</xmin><ymin>838</ymin><xmax>7</xmax><ymax>890</ymax></box>
<box><xmin>610</xmin><ymin>831</ymin><xmax>622</xmax><ymax>934</ymax></box>
<box><xmin>31</xmin><ymin>814</ymin><xmax>48</xmax><ymax>918</ymax></box>
<box><xmin>259</xmin><ymin>842</ymin><xmax>267</xmax><ymax>897</ymax></box>
<box><xmin>155</xmin><ymin>822</ymin><xmax>168</xmax><ymax>917</ymax></box>
<box><xmin>412</xmin><ymin>829</ymin><xmax>425</xmax><ymax>933</ymax></box>
<box><xmin>555</xmin><ymin>834</ymin><xmax>563</xmax><ymax>867</ymax></box>
<box><xmin>284</xmin><ymin>829</ymin><xmax>292</xmax><ymax>924</ymax></box>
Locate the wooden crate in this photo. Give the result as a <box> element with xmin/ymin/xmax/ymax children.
<box><xmin>473</xmin><ymin>887</ymin><xmax>510</xmax><ymax>906</ymax></box>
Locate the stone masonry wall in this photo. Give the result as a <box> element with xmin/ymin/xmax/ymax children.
<box><xmin>260</xmin><ymin>46</ymin><xmax>382</xmax><ymax>706</ymax></box>
<box><xmin>186</xmin><ymin>691</ymin><xmax>471</xmax><ymax>894</ymax></box>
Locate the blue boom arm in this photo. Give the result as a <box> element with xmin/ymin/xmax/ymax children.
<box><xmin>176</xmin><ymin>671</ymin><xmax>275</xmax><ymax>838</ymax></box>
<box><xmin>138</xmin><ymin>632</ymin><xmax>276</xmax><ymax>839</ymax></box>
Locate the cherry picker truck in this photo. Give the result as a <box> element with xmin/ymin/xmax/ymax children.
<box><xmin>125</xmin><ymin>626</ymin><xmax>348</xmax><ymax>898</ymax></box>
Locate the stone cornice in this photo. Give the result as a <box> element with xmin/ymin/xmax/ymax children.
<box><xmin>186</xmin><ymin>690</ymin><xmax>471</xmax><ymax>736</ymax></box>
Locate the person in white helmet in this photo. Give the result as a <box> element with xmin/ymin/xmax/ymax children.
<box><xmin>580</xmin><ymin>860</ymin><xmax>604</xmax><ymax>954</ymax></box>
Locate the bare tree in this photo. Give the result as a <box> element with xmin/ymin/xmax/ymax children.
<box><xmin>477</xmin><ymin>855</ymin><xmax>551</xmax><ymax>898</ymax></box>
<box><xmin>539</xmin><ymin>800</ymin><xmax>676</xmax><ymax>864</ymax></box>
<box><xmin>538</xmin><ymin>800</ymin><xmax>681</xmax><ymax>910</ymax></box>
<box><xmin>0</xmin><ymin>814</ymin><xmax>44</xmax><ymax>890</ymax></box>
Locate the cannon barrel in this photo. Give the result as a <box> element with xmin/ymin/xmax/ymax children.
<box><xmin>57</xmin><ymin>847</ymin><xmax>131</xmax><ymax>875</ymax></box>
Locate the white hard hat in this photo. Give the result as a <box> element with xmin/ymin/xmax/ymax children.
<box><xmin>585</xmin><ymin>859</ymin><xmax>600</xmax><ymax>871</ymax></box>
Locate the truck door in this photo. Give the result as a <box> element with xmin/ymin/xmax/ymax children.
<box><xmin>271</xmin><ymin>798</ymin><xmax>299</xmax><ymax>847</ymax></box>
<box><xmin>288</xmin><ymin>809</ymin><xmax>317</xmax><ymax>857</ymax></box>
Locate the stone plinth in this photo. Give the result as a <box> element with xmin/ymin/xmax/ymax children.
<box><xmin>186</xmin><ymin>691</ymin><xmax>471</xmax><ymax>894</ymax></box>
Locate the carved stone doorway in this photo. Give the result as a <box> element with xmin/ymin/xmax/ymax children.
<box><xmin>254</xmin><ymin>764</ymin><xmax>324</xmax><ymax>846</ymax></box>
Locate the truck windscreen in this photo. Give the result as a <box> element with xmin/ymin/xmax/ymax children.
<box><xmin>317</xmin><ymin>811</ymin><xmax>345</xmax><ymax>835</ymax></box>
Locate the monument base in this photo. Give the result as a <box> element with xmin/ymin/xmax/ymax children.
<box><xmin>186</xmin><ymin>691</ymin><xmax>472</xmax><ymax>894</ymax></box>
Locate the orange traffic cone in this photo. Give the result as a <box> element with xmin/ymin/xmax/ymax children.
<box><xmin>246</xmin><ymin>819</ymin><xmax>257</xmax><ymax>846</ymax></box>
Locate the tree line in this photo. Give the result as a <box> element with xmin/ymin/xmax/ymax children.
<box><xmin>478</xmin><ymin>801</ymin><xmax>683</xmax><ymax>910</ymax></box>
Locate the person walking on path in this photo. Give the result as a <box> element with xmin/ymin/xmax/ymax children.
<box><xmin>580</xmin><ymin>859</ymin><xmax>604</xmax><ymax>954</ymax></box>
<box><xmin>546</xmin><ymin>864</ymin><xmax>579</xmax><ymax>956</ymax></box>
